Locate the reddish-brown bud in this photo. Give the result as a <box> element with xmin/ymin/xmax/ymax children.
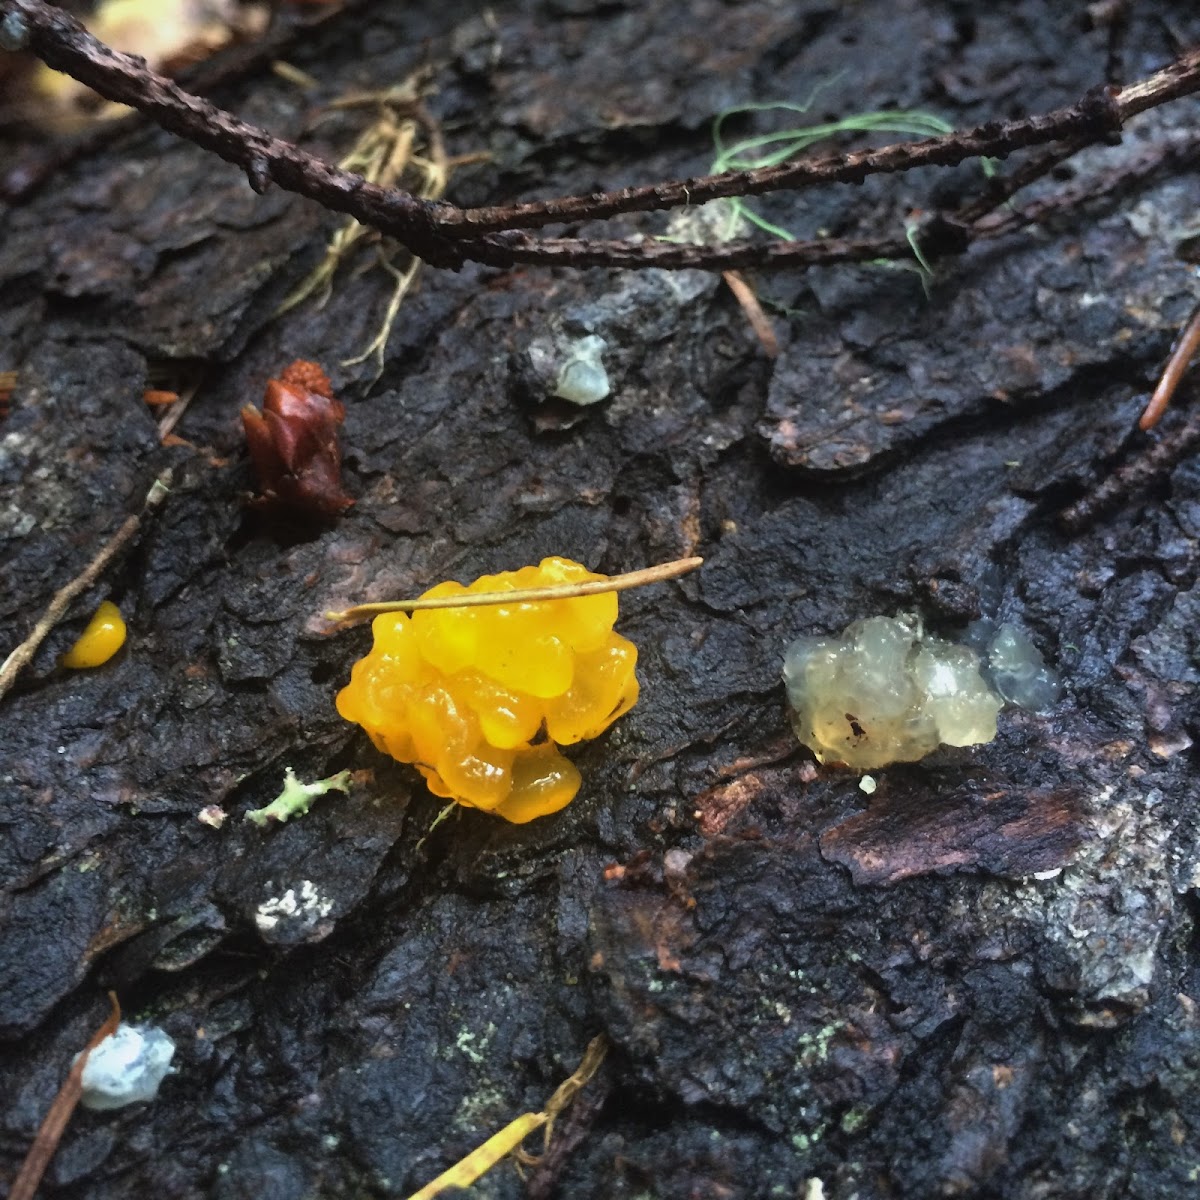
<box><xmin>242</xmin><ymin>362</ymin><xmax>352</xmax><ymax>519</ymax></box>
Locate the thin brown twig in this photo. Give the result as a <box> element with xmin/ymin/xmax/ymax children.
<box><xmin>0</xmin><ymin>468</ymin><xmax>173</xmax><ymax>700</ymax></box>
<box><xmin>156</xmin><ymin>377</ymin><xmax>204</xmax><ymax>440</ymax></box>
<box><xmin>0</xmin><ymin>0</ymin><xmax>455</xmax><ymax>262</ymax></box>
<box><xmin>436</xmin><ymin>45</ymin><xmax>1200</xmax><ymax>237</ymax></box>
<box><xmin>722</xmin><ymin>270</ymin><xmax>779</xmax><ymax>358</ymax></box>
<box><xmin>0</xmin><ymin>0</ymin><xmax>372</xmax><ymax>202</ymax></box>
<box><xmin>455</xmin><ymin>126</ymin><xmax>1200</xmax><ymax>273</ymax></box>
<box><xmin>438</xmin><ymin>90</ymin><xmax>1124</xmax><ymax>238</ymax></box>
<box><xmin>4</xmin><ymin>0</ymin><xmax>1200</xmax><ymax>273</ymax></box>
<box><xmin>454</xmin><ymin>228</ymin><xmax>915</xmax><ymax>272</ymax></box>
<box><xmin>1139</xmin><ymin>300</ymin><xmax>1200</xmax><ymax>430</ymax></box>
<box><xmin>9</xmin><ymin>993</ymin><xmax>121</xmax><ymax>1200</ymax></box>
<box><xmin>975</xmin><ymin>130</ymin><xmax>1200</xmax><ymax>242</ymax></box>
<box><xmin>955</xmin><ymin>137</ymin><xmax>1094</xmax><ymax>225</ymax></box>
<box><xmin>0</xmin><ymin>368</ymin><xmax>15</xmax><ymax>419</ymax></box>
<box><xmin>325</xmin><ymin>556</ymin><xmax>703</xmax><ymax>626</ymax></box>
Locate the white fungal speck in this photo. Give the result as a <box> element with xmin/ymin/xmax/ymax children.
<box><xmin>255</xmin><ymin>880</ymin><xmax>334</xmax><ymax>932</ymax></box>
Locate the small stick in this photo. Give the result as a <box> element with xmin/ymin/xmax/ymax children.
<box><xmin>722</xmin><ymin>270</ymin><xmax>780</xmax><ymax>358</ymax></box>
<box><xmin>0</xmin><ymin>469</ymin><xmax>172</xmax><ymax>700</ymax></box>
<box><xmin>9</xmin><ymin>993</ymin><xmax>121</xmax><ymax>1200</ymax></box>
<box><xmin>1139</xmin><ymin>300</ymin><xmax>1200</xmax><ymax>430</ymax></box>
<box><xmin>157</xmin><ymin>377</ymin><xmax>204</xmax><ymax>440</ymax></box>
<box><xmin>404</xmin><ymin>1036</ymin><xmax>607</xmax><ymax>1200</ymax></box>
<box><xmin>325</xmin><ymin>556</ymin><xmax>703</xmax><ymax>625</ymax></box>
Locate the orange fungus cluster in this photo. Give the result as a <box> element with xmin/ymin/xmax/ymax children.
<box><xmin>335</xmin><ymin>558</ymin><xmax>639</xmax><ymax>823</ymax></box>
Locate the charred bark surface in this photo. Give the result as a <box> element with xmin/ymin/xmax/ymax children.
<box><xmin>2</xmin><ymin>2</ymin><xmax>1200</xmax><ymax>1198</ymax></box>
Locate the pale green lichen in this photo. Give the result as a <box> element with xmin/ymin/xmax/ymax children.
<box><xmin>245</xmin><ymin>767</ymin><xmax>352</xmax><ymax>826</ymax></box>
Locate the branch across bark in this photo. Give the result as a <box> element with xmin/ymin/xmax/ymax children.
<box><xmin>3</xmin><ymin>0</ymin><xmax>1199</xmax><ymax>272</ymax></box>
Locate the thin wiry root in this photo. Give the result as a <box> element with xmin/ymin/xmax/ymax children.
<box><xmin>9</xmin><ymin>994</ymin><xmax>121</xmax><ymax>1200</ymax></box>
<box><xmin>275</xmin><ymin>73</ymin><xmax>475</xmax><ymax>376</ymax></box>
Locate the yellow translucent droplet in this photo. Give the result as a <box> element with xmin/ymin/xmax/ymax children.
<box><xmin>62</xmin><ymin>600</ymin><xmax>126</xmax><ymax>668</ymax></box>
<box><xmin>474</xmin><ymin>621</ymin><xmax>573</xmax><ymax>698</ymax></box>
<box><xmin>534</xmin><ymin>556</ymin><xmax>618</xmax><ymax>651</ymax></box>
<box><xmin>416</xmin><ymin>764</ymin><xmax>455</xmax><ymax>799</ymax></box>
<box><xmin>406</xmin><ymin>684</ymin><xmax>472</xmax><ymax>768</ymax></box>
<box><xmin>491</xmin><ymin>744</ymin><xmax>581</xmax><ymax>824</ymax></box>
<box><xmin>579</xmin><ymin>670</ymin><xmax>639</xmax><ymax>742</ymax></box>
<box><xmin>439</xmin><ymin>740</ymin><xmax>515</xmax><ymax>811</ymax></box>
<box><xmin>370</xmin><ymin>613</ymin><xmax>424</xmax><ymax>675</ymax></box>
<box><xmin>544</xmin><ymin>635</ymin><xmax>638</xmax><ymax>744</ymax></box>
<box><xmin>455</xmin><ymin>669</ymin><xmax>545</xmax><ymax>749</ymax></box>
<box><xmin>411</xmin><ymin>582</ymin><xmax>479</xmax><ymax>675</ymax></box>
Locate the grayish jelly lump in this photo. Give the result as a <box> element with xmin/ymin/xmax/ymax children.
<box><xmin>782</xmin><ymin>613</ymin><xmax>1058</xmax><ymax>769</ymax></box>
<box><xmin>552</xmin><ymin>334</ymin><xmax>610</xmax><ymax>404</ymax></box>
<box><xmin>77</xmin><ymin>1024</ymin><xmax>176</xmax><ymax>1110</ymax></box>
<box><xmin>971</xmin><ymin>620</ymin><xmax>1061</xmax><ymax>712</ymax></box>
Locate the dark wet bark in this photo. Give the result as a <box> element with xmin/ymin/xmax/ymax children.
<box><xmin>2</xmin><ymin>3</ymin><xmax>1200</xmax><ymax>1198</ymax></box>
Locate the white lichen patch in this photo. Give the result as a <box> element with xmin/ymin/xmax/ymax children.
<box><xmin>255</xmin><ymin>879</ymin><xmax>334</xmax><ymax>933</ymax></box>
<box><xmin>78</xmin><ymin>1023</ymin><xmax>176</xmax><ymax>1110</ymax></box>
<box><xmin>451</xmin><ymin>1019</ymin><xmax>499</xmax><ymax>1069</ymax></box>
<box><xmin>452</xmin><ymin>1083</ymin><xmax>510</xmax><ymax>1134</ymax></box>
<box><xmin>977</xmin><ymin>781</ymin><xmax>1174</xmax><ymax>1018</ymax></box>
<box><xmin>783</xmin><ymin>615</ymin><xmax>1002</xmax><ymax>769</ymax></box>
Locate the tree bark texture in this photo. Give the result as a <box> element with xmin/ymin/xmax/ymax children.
<box><xmin>2</xmin><ymin>2</ymin><xmax>1200</xmax><ymax>1197</ymax></box>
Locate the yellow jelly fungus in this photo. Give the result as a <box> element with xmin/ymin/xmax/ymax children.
<box><xmin>336</xmin><ymin>557</ymin><xmax>639</xmax><ymax>822</ymax></box>
<box><xmin>62</xmin><ymin>600</ymin><xmax>127</xmax><ymax>669</ymax></box>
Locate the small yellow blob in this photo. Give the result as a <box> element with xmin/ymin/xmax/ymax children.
<box><xmin>62</xmin><ymin>601</ymin><xmax>127</xmax><ymax>669</ymax></box>
<box><xmin>336</xmin><ymin>558</ymin><xmax>638</xmax><ymax>822</ymax></box>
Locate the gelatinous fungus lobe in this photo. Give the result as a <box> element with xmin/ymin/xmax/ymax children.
<box><xmin>782</xmin><ymin>615</ymin><xmax>1004</xmax><ymax>769</ymax></box>
<box><xmin>336</xmin><ymin>558</ymin><xmax>640</xmax><ymax>822</ymax></box>
<box><xmin>62</xmin><ymin>600</ymin><xmax>127</xmax><ymax>668</ymax></box>
<box><xmin>241</xmin><ymin>359</ymin><xmax>353</xmax><ymax>519</ymax></box>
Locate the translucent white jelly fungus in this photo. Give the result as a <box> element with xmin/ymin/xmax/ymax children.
<box><xmin>552</xmin><ymin>334</ymin><xmax>610</xmax><ymax>404</ymax></box>
<box><xmin>982</xmin><ymin>622</ymin><xmax>1061</xmax><ymax>713</ymax></box>
<box><xmin>77</xmin><ymin>1024</ymin><xmax>176</xmax><ymax>1111</ymax></box>
<box><xmin>782</xmin><ymin>615</ymin><xmax>1003</xmax><ymax>769</ymax></box>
